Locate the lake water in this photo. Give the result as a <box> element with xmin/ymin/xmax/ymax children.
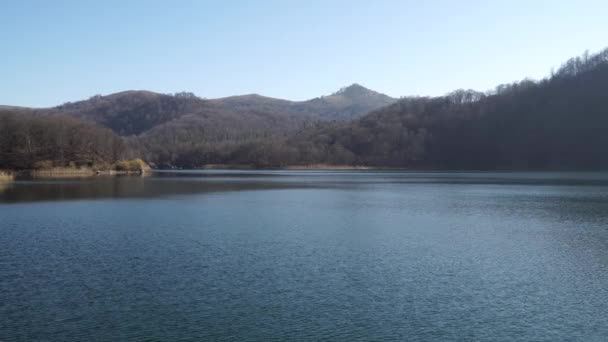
<box><xmin>1</xmin><ymin>171</ymin><xmax>608</xmax><ymax>341</ymax></box>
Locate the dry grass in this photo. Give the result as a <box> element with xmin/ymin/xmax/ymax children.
<box><xmin>0</xmin><ymin>170</ymin><xmax>15</xmax><ymax>181</ymax></box>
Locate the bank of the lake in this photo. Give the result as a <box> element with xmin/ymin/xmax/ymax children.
<box><xmin>0</xmin><ymin>159</ymin><xmax>152</xmax><ymax>180</ymax></box>
<box><xmin>27</xmin><ymin>168</ymin><xmax>147</xmax><ymax>178</ymax></box>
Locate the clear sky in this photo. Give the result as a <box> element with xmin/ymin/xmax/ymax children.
<box><xmin>2</xmin><ymin>0</ymin><xmax>607</xmax><ymax>107</ymax></box>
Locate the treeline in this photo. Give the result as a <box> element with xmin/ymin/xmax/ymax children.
<box><xmin>0</xmin><ymin>111</ymin><xmax>134</xmax><ymax>170</ymax></box>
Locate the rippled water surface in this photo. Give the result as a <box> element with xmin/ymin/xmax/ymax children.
<box><xmin>1</xmin><ymin>171</ymin><xmax>608</xmax><ymax>341</ymax></box>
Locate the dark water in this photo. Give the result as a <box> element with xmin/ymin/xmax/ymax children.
<box><xmin>1</xmin><ymin>171</ymin><xmax>608</xmax><ymax>341</ymax></box>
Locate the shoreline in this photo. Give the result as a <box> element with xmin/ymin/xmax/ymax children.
<box><xmin>6</xmin><ymin>165</ymin><xmax>601</xmax><ymax>179</ymax></box>
<box><xmin>0</xmin><ymin>168</ymin><xmax>148</xmax><ymax>181</ymax></box>
<box><xmin>1</xmin><ymin>159</ymin><xmax>151</xmax><ymax>181</ymax></box>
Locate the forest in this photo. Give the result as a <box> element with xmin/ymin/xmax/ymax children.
<box><xmin>0</xmin><ymin>111</ymin><xmax>133</xmax><ymax>170</ymax></box>
<box><xmin>1</xmin><ymin>48</ymin><xmax>607</xmax><ymax>170</ymax></box>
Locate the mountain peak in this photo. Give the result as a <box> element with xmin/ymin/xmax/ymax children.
<box><xmin>333</xmin><ymin>83</ymin><xmax>370</xmax><ymax>96</ymax></box>
<box><xmin>331</xmin><ymin>84</ymin><xmax>394</xmax><ymax>101</ymax></box>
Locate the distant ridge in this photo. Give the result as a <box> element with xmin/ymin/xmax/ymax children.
<box><xmin>17</xmin><ymin>84</ymin><xmax>396</xmax><ymax>136</ymax></box>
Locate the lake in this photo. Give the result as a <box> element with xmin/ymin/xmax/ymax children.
<box><xmin>1</xmin><ymin>171</ymin><xmax>608</xmax><ymax>341</ymax></box>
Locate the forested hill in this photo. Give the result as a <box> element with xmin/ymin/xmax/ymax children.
<box><xmin>35</xmin><ymin>84</ymin><xmax>396</xmax><ymax>136</ymax></box>
<box><xmin>39</xmin><ymin>91</ymin><xmax>207</xmax><ymax>136</ymax></box>
<box><xmin>286</xmin><ymin>48</ymin><xmax>608</xmax><ymax>170</ymax></box>
<box><xmin>0</xmin><ymin>84</ymin><xmax>396</xmax><ymax>169</ymax></box>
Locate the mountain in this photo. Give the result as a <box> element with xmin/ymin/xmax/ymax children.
<box><xmin>134</xmin><ymin>85</ymin><xmax>396</xmax><ymax>166</ymax></box>
<box><xmin>33</xmin><ymin>84</ymin><xmax>396</xmax><ymax>137</ymax></box>
<box><xmin>7</xmin><ymin>84</ymin><xmax>392</xmax><ymax>167</ymax></box>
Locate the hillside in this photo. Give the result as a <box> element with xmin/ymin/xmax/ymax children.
<box><xmin>35</xmin><ymin>84</ymin><xmax>395</xmax><ymax>136</ymax></box>
<box><xmin>37</xmin><ymin>91</ymin><xmax>207</xmax><ymax>136</ymax></box>
<box><xmin>23</xmin><ymin>84</ymin><xmax>395</xmax><ymax>167</ymax></box>
<box><xmin>292</xmin><ymin>84</ymin><xmax>397</xmax><ymax>120</ymax></box>
<box><xmin>0</xmin><ymin>109</ymin><xmax>131</xmax><ymax>170</ymax></box>
<box><xmin>284</xmin><ymin>48</ymin><xmax>608</xmax><ymax>170</ymax></box>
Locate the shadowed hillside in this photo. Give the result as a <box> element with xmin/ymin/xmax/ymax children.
<box><xmin>284</xmin><ymin>48</ymin><xmax>608</xmax><ymax>170</ymax></box>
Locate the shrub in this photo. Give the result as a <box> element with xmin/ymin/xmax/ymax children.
<box><xmin>114</xmin><ymin>159</ymin><xmax>150</xmax><ymax>172</ymax></box>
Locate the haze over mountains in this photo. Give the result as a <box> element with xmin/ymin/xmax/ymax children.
<box><xmin>1</xmin><ymin>48</ymin><xmax>608</xmax><ymax>170</ymax></box>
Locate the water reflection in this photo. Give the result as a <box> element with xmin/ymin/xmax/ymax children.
<box><xmin>2</xmin><ymin>171</ymin><xmax>608</xmax><ymax>203</ymax></box>
<box><xmin>0</xmin><ymin>177</ymin><xmax>313</xmax><ymax>203</ymax></box>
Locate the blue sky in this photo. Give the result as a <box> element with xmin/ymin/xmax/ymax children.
<box><xmin>2</xmin><ymin>0</ymin><xmax>607</xmax><ymax>107</ymax></box>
